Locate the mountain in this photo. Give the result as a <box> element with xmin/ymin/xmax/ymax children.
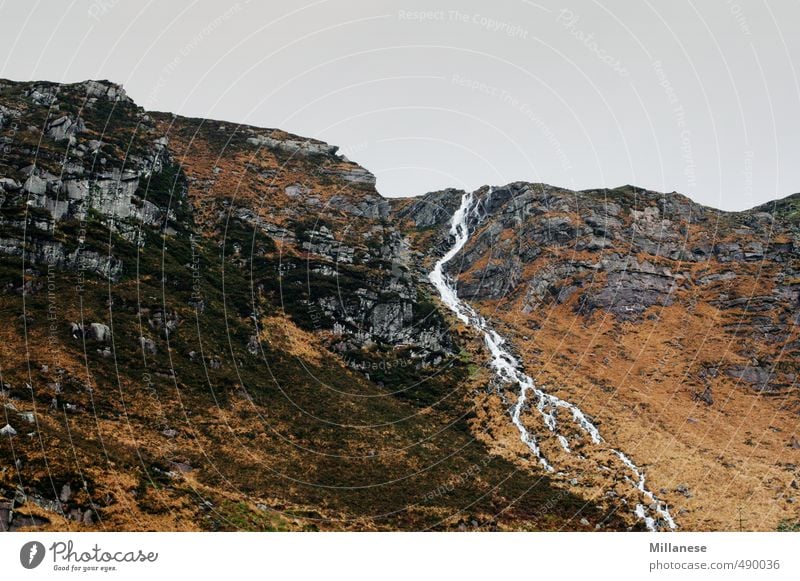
<box><xmin>404</xmin><ymin>184</ymin><xmax>800</xmax><ymax>531</ymax></box>
<box><xmin>0</xmin><ymin>79</ymin><xmax>797</xmax><ymax>532</ymax></box>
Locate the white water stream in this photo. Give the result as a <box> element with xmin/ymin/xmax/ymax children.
<box><xmin>428</xmin><ymin>190</ymin><xmax>676</xmax><ymax>531</ymax></box>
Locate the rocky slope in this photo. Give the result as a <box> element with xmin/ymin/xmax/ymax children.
<box><xmin>0</xmin><ymin>79</ymin><xmax>797</xmax><ymax>531</ymax></box>
<box><xmin>397</xmin><ymin>183</ymin><xmax>800</xmax><ymax>531</ymax></box>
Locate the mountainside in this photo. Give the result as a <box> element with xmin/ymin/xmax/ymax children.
<box><xmin>400</xmin><ymin>183</ymin><xmax>800</xmax><ymax>531</ymax></box>
<box><xmin>0</xmin><ymin>79</ymin><xmax>798</xmax><ymax>531</ymax></box>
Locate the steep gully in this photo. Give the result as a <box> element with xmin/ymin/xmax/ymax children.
<box><xmin>428</xmin><ymin>190</ymin><xmax>677</xmax><ymax>531</ymax></box>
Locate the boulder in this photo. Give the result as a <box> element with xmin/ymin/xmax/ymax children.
<box><xmin>83</xmin><ymin>80</ymin><xmax>129</xmax><ymax>102</ymax></box>
<box><xmin>86</xmin><ymin>323</ymin><xmax>111</xmax><ymax>342</ymax></box>
<box><xmin>23</xmin><ymin>174</ymin><xmax>47</xmax><ymax>195</ymax></box>
<box><xmin>69</xmin><ymin>322</ymin><xmax>83</xmax><ymax>339</ymax></box>
<box><xmin>0</xmin><ymin>178</ymin><xmax>21</xmax><ymax>191</ymax></box>
<box><xmin>46</xmin><ymin>115</ymin><xmax>85</xmax><ymax>142</ymax></box>
<box><xmin>139</xmin><ymin>336</ymin><xmax>157</xmax><ymax>355</ymax></box>
<box><xmin>0</xmin><ymin>424</ymin><xmax>17</xmax><ymax>436</ymax></box>
<box><xmin>60</xmin><ymin>483</ymin><xmax>72</xmax><ymax>503</ymax></box>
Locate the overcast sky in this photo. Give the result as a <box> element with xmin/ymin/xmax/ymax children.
<box><xmin>1</xmin><ymin>0</ymin><xmax>798</xmax><ymax>210</ymax></box>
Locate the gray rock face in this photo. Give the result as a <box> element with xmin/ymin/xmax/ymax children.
<box><xmin>725</xmin><ymin>365</ymin><xmax>776</xmax><ymax>391</ymax></box>
<box><xmin>714</xmin><ymin>242</ymin><xmax>744</xmax><ymax>262</ymax></box>
<box><xmin>46</xmin><ymin>115</ymin><xmax>85</xmax><ymax>142</ymax></box>
<box><xmin>457</xmin><ymin>258</ymin><xmax>523</xmax><ymax>300</ymax></box>
<box><xmin>698</xmin><ymin>271</ymin><xmax>738</xmax><ymax>285</ymax></box>
<box><xmin>27</xmin><ymin>85</ymin><xmax>58</xmax><ymax>106</ymax></box>
<box><xmin>245</xmin><ymin>134</ymin><xmax>337</xmax><ymax>156</ymax></box>
<box><xmin>521</xmin><ymin>262</ymin><xmax>590</xmax><ymax>312</ymax></box>
<box><xmin>327</xmin><ymin>194</ymin><xmax>390</xmax><ymax>219</ymax></box>
<box><xmin>12</xmin><ymin>163</ymin><xmax>157</xmax><ymax>227</ymax></box>
<box><xmin>578</xmin><ymin>256</ymin><xmax>678</xmax><ymax>319</ymax></box>
<box><xmin>0</xmin><ymin>104</ymin><xmax>20</xmax><ymax>128</ymax></box>
<box><xmin>327</xmin><ymin>166</ymin><xmax>377</xmax><ymax>185</ymax></box>
<box><xmin>83</xmin><ymin>80</ymin><xmax>129</xmax><ymax>102</ymax></box>
<box><xmin>398</xmin><ymin>189</ymin><xmax>465</xmax><ymax>229</ymax></box>
<box><xmin>370</xmin><ymin>302</ymin><xmax>413</xmax><ymax>341</ymax></box>
<box><xmin>1</xmin><ymin>104</ymin><xmax>178</xmax><ymax>282</ymax></box>
<box><xmin>0</xmin><ymin>236</ymin><xmax>123</xmax><ymax>280</ymax></box>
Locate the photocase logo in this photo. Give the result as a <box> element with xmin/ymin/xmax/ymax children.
<box><xmin>19</xmin><ymin>541</ymin><xmax>46</xmax><ymax>569</ymax></box>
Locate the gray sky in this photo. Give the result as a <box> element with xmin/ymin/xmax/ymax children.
<box><xmin>1</xmin><ymin>0</ymin><xmax>798</xmax><ymax>210</ymax></box>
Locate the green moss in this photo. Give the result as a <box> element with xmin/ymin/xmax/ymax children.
<box><xmin>212</xmin><ymin>501</ymin><xmax>292</xmax><ymax>532</ymax></box>
<box><xmin>777</xmin><ymin>520</ymin><xmax>800</xmax><ymax>532</ymax></box>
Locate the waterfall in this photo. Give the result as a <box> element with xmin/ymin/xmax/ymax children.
<box><xmin>428</xmin><ymin>190</ymin><xmax>676</xmax><ymax>531</ymax></box>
